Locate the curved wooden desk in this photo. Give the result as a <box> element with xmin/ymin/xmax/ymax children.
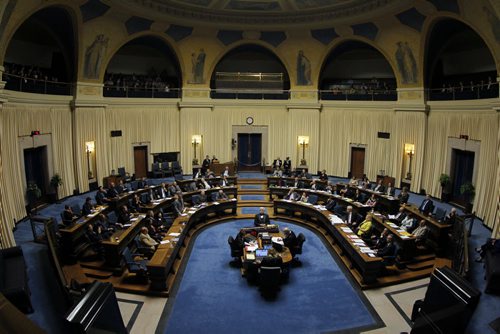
<box><xmin>147</xmin><ymin>199</ymin><xmax>238</xmax><ymax>291</ymax></box>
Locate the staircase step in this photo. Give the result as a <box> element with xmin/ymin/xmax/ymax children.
<box><xmin>406</xmin><ymin>259</ymin><xmax>436</xmax><ymax>271</ymax></box>
<box><xmin>83</xmin><ymin>268</ymin><xmax>114</xmax><ymax>279</ymax></box>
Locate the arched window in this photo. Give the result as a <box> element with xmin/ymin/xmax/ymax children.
<box><xmin>104</xmin><ymin>36</ymin><xmax>181</xmax><ymax>98</ymax></box>
<box><xmin>425</xmin><ymin>19</ymin><xmax>498</xmax><ymax>100</ymax></box>
<box><xmin>210</xmin><ymin>44</ymin><xmax>290</xmax><ymax>100</ymax></box>
<box><xmin>2</xmin><ymin>6</ymin><xmax>76</xmax><ymax>95</ymax></box>
<box><xmin>319</xmin><ymin>41</ymin><xmax>397</xmax><ymax>101</ymax></box>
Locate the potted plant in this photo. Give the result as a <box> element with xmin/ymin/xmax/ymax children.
<box><xmin>50</xmin><ymin>174</ymin><xmax>63</xmax><ymax>202</ymax></box>
<box><xmin>460</xmin><ymin>182</ymin><xmax>475</xmax><ymax>213</ymax></box>
<box><xmin>439</xmin><ymin>173</ymin><xmax>451</xmax><ymax>202</ymax></box>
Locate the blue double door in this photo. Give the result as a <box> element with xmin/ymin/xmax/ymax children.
<box><xmin>237</xmin><ymin>133</ymin><xmax>262</xmax><ymax>171</ymax></box>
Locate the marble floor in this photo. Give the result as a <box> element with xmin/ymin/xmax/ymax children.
<box><xmin>116</xmin><ymin>277</ymin><xmax>430</xmax><ymax>334</ymax></box>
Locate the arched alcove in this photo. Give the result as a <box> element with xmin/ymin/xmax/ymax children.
<box><xmin>210</xmin><ymin>44</ymin><xmax>290</xmax><ymax>100</ymax></box>
<box><xmin>103</xmin><ymin>35</ymin><xmax>182</xmax><ymax>98</ymax></box>
<box><xmin>2</xmin><ymin>6</ymin><xmax>76</xmax><ymax>95</ymax></box>
<box><xmin>319</xmin><ymin>40</ymin><xmax>397</xmax><ymax>101</ymax></box>
<box><xmin>425</xmin><ymin>19</ymin><xmax>498</xmax><ymax>100</ymax></box>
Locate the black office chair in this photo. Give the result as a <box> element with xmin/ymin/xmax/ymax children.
<box><xmin>192</xmin><ymin>195</ymin><xmax>201</xmax><ymax>205</ymax></box>
<box><xmin>210</xmin><ymin>193</ymin><xmax>218</xmax><ymax>202</ymax></box>
<box><xmin>434</xmin><ymin>207</ymin><xmax>447</xmax><ymax>222</ymax></box>
<box><xmin>133</xmin><ymin>238</ymin><xmax>154</xmax><ymax>258</ymax></box>
<box><xmin>152</xmin><ymin>163</ymin><xmax>164</xmax><ymax>178</ymax></box>
<box><xmin>118</xmin><ymin>167</ymin><xmax>132</xmax><ymax>182</ymax></box>
<box><xmin>228</xmin><ymin>236</ymin><xmax>243</xmax><ymax>266</ymax></box>
<box><xmin>172</xmin><ymin>161</ymin><xmax>183</xmax><ymax>176</ymax></box>
<box><xmin>161</xmin><ymin>162</ymin><xmax>173</xmax><ymax>177</ymax></box>
<box><xmin>122</xmin><ymin>247</ymin><xmax>148</xmax><ymax>283</ymax></box>
<box><xmin>259</xmin><ymin>266</ymin><xmax>282</xmax><ymax>291</ymax></box>
<box><xmin>292</xmin><ymin>233</ymin><xmax>306</xmax><ymax>261</ymax></box>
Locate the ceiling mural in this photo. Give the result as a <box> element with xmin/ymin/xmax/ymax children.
<box><xmin>116</xmin><ymin>0</ymin><xmax>407</xmax><ymax>25</ymax></box>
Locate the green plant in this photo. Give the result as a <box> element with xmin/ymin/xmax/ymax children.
<box><xmin>439</xmin><ymin>173</ymin><xmax>450</xmax><ymax>187</ymax></box>
<box><xmin>460</xmin><ymin>182</ymin><xmax>476</xmax><ymax>202</ymax></box>
<box><xmin>50</xmin><ymin>174</ymin><xmax>63</xmax><ymax>189</ymax></box>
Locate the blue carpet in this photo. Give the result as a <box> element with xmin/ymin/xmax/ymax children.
<box><xmin>240</xmin><ymin>195</ymin><xmax>265</xmax><ymax>201</ymax></box>
<box><xmin>241</xmin><ymin>207</ymin><xmax>262</xmax><ymax>214</ymax></box>
<box><xmin>240</xmin><ymin>185</ymin><xmax>263</xmax><ymax>189</ymax></box>
<box><xmin>160</xmin><ymin>219</ymin><xmax>382</xmax><ymax>334</ymax></box>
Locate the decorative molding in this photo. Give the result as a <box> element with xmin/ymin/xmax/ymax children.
<box><xmin>178</xmin><ymin>101</ymin><xmax>214</xmax><ymax>110</ymax></box>
<box><xmin>2</xmin><ymin>90</ymin><xmax>72</xmax><ymax>106</ymax></box>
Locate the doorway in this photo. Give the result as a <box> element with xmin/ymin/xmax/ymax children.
<box><xmin>237</xmin><ymin>133</ymin><xmax>262</xmax><ymax>171</ymax></box>
<box><xmin>134</xmin><ymin>146</ymin><xmax>148</xmax><ymax>178</ymax></box>
<box><xmin>350</xmin><ymin>147</ymin><xmax>365</xmax><ymax>179</ymax></box>
<box><xmin>24</xmin><ymin>146</ymin><xmax>49</xmax><ymax>197</ymax></box>
<box><xmin>450</xmin><ymin>149</ymin><xmax>475</xmax><ymax>204</ymax></box>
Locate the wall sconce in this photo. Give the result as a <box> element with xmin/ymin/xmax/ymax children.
<box><xmin>85</xmin><ymin>141</ymin><xmax>95</xmax><ymax>179</ymax></box>
<box><xmin>192</xmin><ymin>135</ymin><xmax>202</xmax><ymax>165</ymax></box>
<box><xmin>298</xmin><ymin>135</ymin><xmax>309</xmax><ymax>166</ymax></box>
<box><xmin>404</xmin><ymin>143</ymin><xmax>415</xmax><ymax>180</ymax></box>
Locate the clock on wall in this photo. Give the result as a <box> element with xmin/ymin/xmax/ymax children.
<box><xmin>246</xmin><ymin>116</ymin><xmax>254</xmax><ymax>125</ymax></box>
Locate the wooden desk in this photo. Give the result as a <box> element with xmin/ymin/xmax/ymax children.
<box><xmin>403</xmin><ymin>204</ymin><xmax>452</xmax><ymax>242</ymax></box>
<box><xmin>267</xmin><ymin>177</ymin><xmax>327</xmax><ymax>189</ymax></box>
<box><xmin>273</xmin><ymin>200</ymin><xmax>382</xmax><ymax>284</ymax></box>
<box><xmin>59</xmin><ymin>205</ymin><xmax>109</xmax><ymax>263</ymax></box>
<box><xmin>240</xmin><ymin>227</ymin><xmax>293</xmax><ymax>265</ymax></box>
<box><xmin>337</xmin><ymin>183</ymin><xmax>400</xmax><ymax>214</ymax></box>
<box><xmin>147</xmin><ymin>199</ymin><xmax>238</xmax><ymax>291</ymax></box>
<box><xmin>182</xmin><ymin>186</ymin><xmax>237</xmax><ymax>204</ymax></box>
<box><xmin>370</xmin><ymin>213</ymin><xmax>416</xmax><ymax>258</ymax></box>
<box><xmin>101</xmin><ymin>214</ymin><xmax>146</xmax><ymax>270</ymax></box>
<box><xmin>210</xmin><ymin>161</ymin><xmax>235</xmax><ymax>176</ymax></box>
<box><xmin>177</xmin><ymin>176</ymin><xmax>238</xmax><ymax>190</ymax></box>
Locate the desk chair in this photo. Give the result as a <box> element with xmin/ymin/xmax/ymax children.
<box><xmin>152</xmin><ymin>163</ymin><xmax>164</xmax><ymax>178</ymax></box>
<box><xmin>259</xmin><ymin>266</ymin><xmax>282</xmax><ymax>291</ymax></box>
<box><xmin>122</xmin><ymin>247</ymin><xmax>148</xmax><ymax>283</ymax></box>
<box><xmin>161</xmin><ymin>162</ymin><xmax>173</xmax><ymax>177</ymax></box>
<box><xmin>228</xmin><ymin>236</ymin><xmax>243</xmax><ymax>266</ymax></box>
<box><xmin>118</xmin><ymin>167</ymin><xmax>132</xmax><ymax>183</ymax></box>
<box><xmin>434</xmin><ymin>207</ymin><xmax>447</xmax><ymax>222</ymax></box>
<box><xmin>307</xmin><ymin>194</ymin><xmax>318</xmax><ymax>205</ymax></box>
<box><xmin>171</xmin><ymin>161</ymin><xmax>183</xmax><ymax>176</ymax></box>
<box><xmin>292</xmin><ymin>233</ymin><xmax>306</xmax><ymax>261</ymax></box>
<box><xmin>210</xmin><ymin>193</ymin><xmax>218</xmax><ymax>202</ymax></box>
<box><xmin>192</xmin><ymin>195</ymin><xmax>201</xmax><ymax>205</ymax></box>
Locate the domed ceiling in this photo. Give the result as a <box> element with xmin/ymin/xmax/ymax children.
<box><xmin>116</xmin><ymin>0</ymin><xmax>411</xmax><ymax>26</ymax></box>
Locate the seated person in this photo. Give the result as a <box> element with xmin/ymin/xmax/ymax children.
<box><xmin>299</xmin><ymin>192</ymin><xmax>309</xmax><ymax>203</ymax></box>
<box><xmin>360</xmin><ymin>175</ymin><xmax>370</xmax><ymax>188</ymax></box>
<box><xmin>211</xmin><ymin>155</ymin><xmax>219</xmax><ymax>163</ymax></box>
<box><xmin>186</xmin><ymin>181</ymin><xmax>198</xmax><ymax>192</ymax></box>
<box><xmin>115</xmin><ymin>180</ymin><xmax>128</xmax><ymax>194</ymax></box>
<box><xmin>444</xmin><ymin>207</ymin><xmax>457</xmax><ymax>224</ymax></box>
<box><xmin>385</xmin><ymin>183</ymin><xmax>395</xmax><ymax>197</ymax></box>
<box><xmin>348</xmin><ymin>176</ymin><xmax>358</xmax><ymax>186</ymax></box>
<box><xmin>365</xmin><ymin>194</ymin><xmax>378</xmax><ymax>207</ymax></box>
<box><xmin>199</xmin><ymin>177</ymin><xmax>211</xmax><ymax>190</ymax></box>
<box><xmin>376</xmin><ymin>234</ymin><xmax>396</xmax><ymax>260</ymax></box>
<box><xmin>137</xmin><ymin>177</ymin><xmax>148</xmax><ymax>189</ymax></box>
<box><xmin>139</xmin><ymin>226</ymin><xmax>158</xmax><ymax>251</ymax></box>
<box><xmin>199</xmin><ymin>190</ymin><xmax>208</xmax><ymax>203</ymax></box>
<box><xmin>400</xmin><ymin>214</ymin><xmax>417</xmax><ymax>232</ymax></box>
<box><xmin>205</xmin><ymin>168</ymin><xmax>215</xmax><ymax>178</ymax></box>
<box><xmin>310</xmin><ymin>180</ymin><xmax>318</xmax><ymax>190</ymax></box>
<box><xmin>371</xmin><ymin>228</ymin><xmax>389</xmax><ymax>249</ymax></box>
<box><xmin>222</xmin><ymin>166</ymin><xmax>230</xmax><ymax>177</ymax></box>
<box><xmin>216</xmin><ymin>189</ymin><xmax>229</xmax><ymax>200</ymax></box>
<box><xmin>319</xmin><ymin>170</ymin><xmax>328</xmax><ymax>181</ymax></box>
<box><xmin>373</xmin><ymin>180</ymin><xmax>385</xmax><ymax>193</ymax></box>
<box><xmin>412</xmin><ymin>220</ymin><xmax>430</xmax><ymax>246</ymax></box>
<box><xmin>106</xmin><ymin>182</ymin><xmax>119</xmax><ymax>198</ymax></box>
<box><xmin>234</xmin><ymin>231</ymin><xmax>245</xmax><ymax>249</ymax></box>
<box><xmin>85</xmin><ymin>223</ymin><xmax>104</xmax><ymax>255</ymax></box>
<box><xmin>168</xmin><ymin>181</ymin><xmax>182</xmax><ymax>197</ymax></box>
<box><xmin>156</xmin><ymin>211</ymin><xmax>172</xmax><ymax>230</ymax></box>
<box><xmin>285</xmin><ymin>189</ymin><xmax>300</xmax><ymax>201</ymax></box>
<box><xmin>221</xmin><ymin>175</ymin><xmax>231</xmax><ymax>187</ymax></box>
<box><xmin>82</xmin><ymin>197</ymin><xmax>95</xmax><ymax>216</ymax></box>
<box><xmin>398</xmin><ymin>187</ymin><xmax>410</xmax><ymax>204</ymax></box>
<box><xmin>193</xmin><ymin>168</ymin><xmax>202</xmax><ymax>179</ymax></box>
<box><xmin>418</xmin><ymin>194</ymin><xmax>434</xmax><ymax>215</ymax></box>
<box><xmin>62</xmin><ymin>205</ymin><xmax>79</xmax><ymax>226</ymax></box>
<box><xmin>292</xmin><ymin>177</ymin><xmax>304</xmax><ymax>189</ymax></box>
<box><xmin>172</xmin><ymin>193</ymin><xmax>185</xmax><ymax>217</ymax></box>
<box><xmin>273</xmin><ymin>168</ymin><xmax>283</xmax><ymax>177</ymax></box>
<box><xmin>325</xmin><ymin>197</ymin><xmax>337</xmax><ymax>211</ymax></box>
<box><xmin>117</xmin><ymin>205</ymin><xmax>132</xmax><ymax>225</ymax></box>
<box><xmin>356</xmin><ymin>214</ymin><xmax>373</xmax><ymax>239</ymax></box>
<box><xmin>156</xmin><ymin>182</ymin><xmax>169</xmax><ymax>199</ymax></box>
<box><xmin>129</xmin><ymin>194</ymin><xmax>144</xmax><ymax>213</ymax></box>
<box><xmin>260</xmin><ymin>248</ymin><xmax>283</xmax><ymax>267</ymax></box>
<box><xmin>391</xmin><ymin>206</ymin><xmax>407</xmax><ymax>224</ymax></box>
<box><xmin>475</xmin><ymin>238</ymin><xmax>500</xmax><ymax>262</ymax></box>
<box><xmin>94</xmin><ymin>213</ymin><xmax>117</xmax><ymax>233</ymax></box>
<box><xmin>340</xmin><ymin>186</ymin><xmax>355</xmax><ymax>198</ymax></box>
<box><xmin>283</xmin><ymin>227</ymin><xmax>297</xmax><ymax>249</ymax></box>
<box><xmin>254</xmin><ymin>207</ymin><xmax>270</xmax><ymax>227</ymax></box>
<box><xmin>95</xmin><ymin>186</ymin><xmax>109</xmax><ymax>205</ymax></box>
<box><xmin>342</xmin><ymin>206</ymin><xmax>363</xmax><ymax>226</ymax></box>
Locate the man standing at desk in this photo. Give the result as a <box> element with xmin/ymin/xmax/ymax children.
<box><xmin>202</xmin><ymin>155</ymin><xmax>211</xmax><ymax>174</ymax></box>
<box><xmin>254</xmin><ymin>207</ymin><xmax>270</xmax><ymax>227</ymax></box>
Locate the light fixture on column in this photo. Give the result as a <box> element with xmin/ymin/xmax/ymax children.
<box><xmin>192</xmin><ymin>135</ymin><xmax>202</xmax><ymax>165</ymax></box>
<box><xmin>405</xmin><ymin>143</ymin><xmax>415</xmax><ymax>180</ymax></box>
<box><xmin>298</xmin><ymin>135</ymin><xmax>309</xmax><ymax>166</ymax></box>
<box><xmin>85</xmin><ymin>141</ymin><xmax>95</xmax><ymax>179</ymax></box>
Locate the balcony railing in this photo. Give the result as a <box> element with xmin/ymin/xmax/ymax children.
<box><xmin>319</xmin><ymin>88</ymin><xmax>398</xmax><ymax>101</ymax></box>
<box><xmin>2</xmin><ymin>72</ymin><xmax>73</xmax><ymax>95</ymax></box>
<box><xmin>210</xmin><ymin>88</ymin><xmax>290</xmax><ymax>100</ymax></box>
<box><xmin>103</xmin><ymin>85</ymin><xmax>181</xmax><ymax>98</ymax></box>
<box><xmin>426</xmin><ymin>82</ymin><xmax>498</xmax><ymax>101</ymax></box>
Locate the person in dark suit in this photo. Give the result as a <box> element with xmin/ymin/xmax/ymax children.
<box><xmin>398</xmin><ymin>187</ymin><xmax>410</xmax><ymax>204</ymax></box>
<box><xmin>82</xmin><ymin>197</ymin><xmax>95</xmax><ymax>216</ymax></box>
<box><xmin>285</xmin><ymin>189</ymin><xmax>300</xmax><ymax>201</ymax></box>
<box><xmin>94</xmin><ymin>213</ymin><xmax>116</xmax><ymax>235</ymax></box>
<box><xmin>172</xmin><ymin>194</ymin><xmax>184</xmax><ymax>217</ymax></box>
<box><xmin>385</xmin><ymin>183</ymin><xmax>396</xmax><ymax>196</ymax></box>
<box><xmin>85</xmin><ymin>223</ymin><xmax>104</xmax><ymax>255</ymax></box>
<box><xmin>117</xmin><ymin>205</ymin><xmax>132</xmax><ymax>225</ymax></box>
<box><xmin>391</xmin><ymin>206</ymin><xmax>407</xmax><ymax>224</ymax></box>
<box><xmin>373</xmin><ymin>180</ymin><xmax>385</xmax><ymax>193</ymax></box>
<box><xmin>129</xmin><ymin>194</ymin><xmax>143</xmax><ymax>213</ymax></box>
<box><xmin>95</xmin><ymin>186</ymin><xmax>108</xmax><ymax>205</ymax></box>
<box><xmin>418</xmin><ymin>194</ymin><xmax>434</xmax><ymax>215</ymax></box>
<box><xmin>475</xmin><ymin>238</ymin><xmax>500</xmax><ymax>262</ymax></box>
<box><xmin>156</xmin><ymin>183</ymin><xmax>169</xmax><ymax>199</ymax></box>
<box><xmin>283</xmin><ymin>157</ymin><xmax>291</xmax><ymax>176</ymax></box>
<box><xmin>342</xmin><ymin>206</ymin><xmax>362</xmax><ymax>226</ymax></box>
<box><xmin>371</xmin><ymin>228</ymin><xmax>389</xmax><ymax>249</ymax></box>
<box><xmin>319</xmin><ymin>170</ymin><xmax>328</xmax><ymax>181</ymax></box>
<box><xmin>444</xmin><ymin>207</ymin><xmax>457</xmax><ymax>224</ymax></box>
<box><xmin>283</xmin><ymin>227</ymin><xmax>297</xmax><ymax>249</ymax></box>
<box><xmin>62</xmin><ymin>205</ymin><xmax>78</xmax><ymax>226</ymax></box>
<box><xmin>202</xmin><ymin>155</ymin><xmax>211</xmax><ymax>174</ymax></box>
<box><xmin>106</xmin><ymin>182</ymin><xmax>119</xmax><ymax>198</ymax></box>
<box><xmin>168</xmin><ymin>182</ymin><xmax>181</xmax><ymax>197</ymax></box>
<box><xmin>199</xmin><ymin>190</ymin><xmax>208</xmax><ymax>203</ymax></box>
<box><xmin>272</xmin><ymin>157</ymin><xmax>282</xmax><ymax>170</ymax></box>
<box><xmin>254</xmin><ymin>207</ymin><xmax>270</xmax><ymax>227</ymax></box>
<box><xmin>136</xmin><ymin>177</ymin><xmax>148</xmax><ymax>189</ymax></box>
<box><xmin>400</xmin><ymin>214</ymin><xmax>417</xmax><ymax>232</ymax></box>
<box><xmin>377</xmin><ymin>234</ymin><xmax>396</xmax><ymax>258</ymax></box>
<box><xmin>115</xmin><ymin>180</ymin><xmax>128</xmax><ymax>194</ymax></box>
<box><xmin>260</xmin><ymin>249</ymin><xmax>283</xmax><ymax>267</ymax></box>
<box><xmin>216</xmin><ymin>189</ymin><xmax>228</xmax><ymax>200</ymax></box>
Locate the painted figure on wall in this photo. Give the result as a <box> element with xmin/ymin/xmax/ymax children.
<box><xmin>296</xmin><ymin>50</ymin><xmax>312</xmax><ymax>86</ymax></box>
<box><xmin>395</xmin><ymin>41</ymin><xmax>417</xmax><ymax>84</ymax></box>
<box><xmin>84</xmin><ymin>34</ymin><xmax>109</xmax><ymax>79</ymax></box>
<box><xmin>190</xmin><ymin>48</ymin><xmax>206</xmax><ymax>84</ymax></box>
